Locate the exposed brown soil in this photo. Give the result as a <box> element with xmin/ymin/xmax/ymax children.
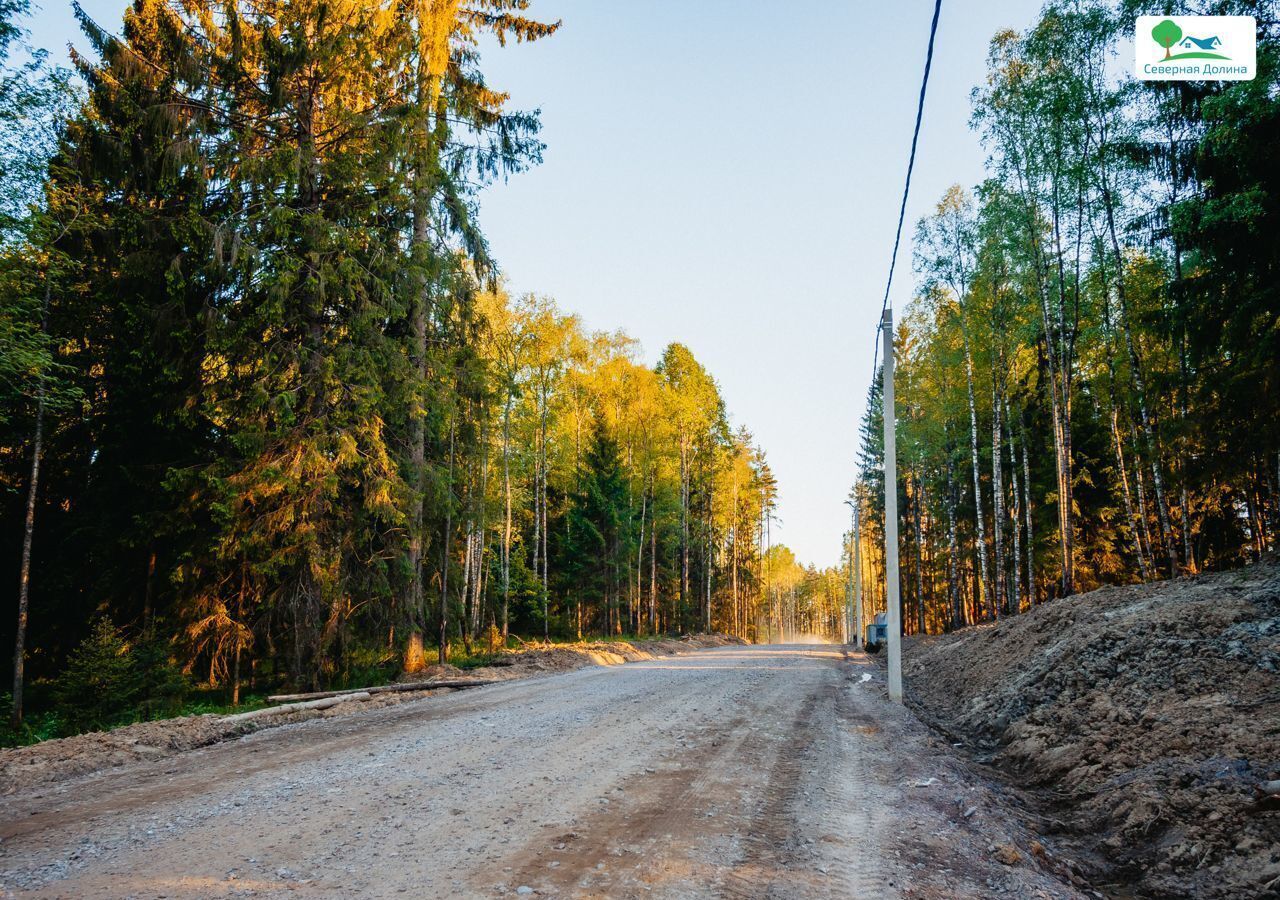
<box><xmin>488</xmin><ymin>633</ymin><xmax>746</xmax><ymax>673</ymax></box>
<box><xmin>0</xmin><ymin>633</ymin><xmax>743</xmax><ymax>797</ymax></box>
<box><xmin>903</xmin><ymin>561</ymin><xmax>1280</xmax><ymax>899</ymax></box>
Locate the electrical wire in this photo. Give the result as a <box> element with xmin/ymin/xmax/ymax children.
<box><xmin>866</xmin><ymin>0</ymin><xmax>944</xmax><ymax>384</ymax></box>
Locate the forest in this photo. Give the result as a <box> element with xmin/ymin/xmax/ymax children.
<box><xmin>5</xmin><ymin>0</ymin><xmax>1278</xmax><ymax>742</ymax></box>
<box><xmin>849</xmin><ymin>1</ymin><xmax>1279</xmax><ymax>634</ymax></box>
<box><xmin>0</xmin><ymin>0</ymin><xmax>847</xmax><ymax>738</ymax></box>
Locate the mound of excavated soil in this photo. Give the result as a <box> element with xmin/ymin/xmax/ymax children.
<box><xmin>488</xmin><ymin>634</ymin><xmax>746</xmax><ymax>675</ymax></box>
<box><xmin>904</xmin><ymin>562</ymin><xmax>1280</xmax><ymax>900</ymax></box>
<box><xmin>0</xmin><ymin>633</ymin><xmax>744</xmax><ymax>796</ymax></box>
<box><xmin>0</xmin><ymin>715</ymin><xmax>251</xmax><ymax>795</ymax></box>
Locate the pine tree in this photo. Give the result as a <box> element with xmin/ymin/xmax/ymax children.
<box><xmin>564</xmin><ymin>415</ymin><xmax>627</xmax><ymax>634</ymax></box>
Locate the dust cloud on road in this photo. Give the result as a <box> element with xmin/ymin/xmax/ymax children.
<box><xmin>1</xmin><ymin>646</ymin><xmax>1084</xmax><ymax>899</ymax></box>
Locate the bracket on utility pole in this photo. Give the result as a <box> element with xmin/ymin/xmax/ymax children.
<box><xmin>882</xmin><ymin>308</ymin><xmax>903</xmax><ymax>702</ymax></box>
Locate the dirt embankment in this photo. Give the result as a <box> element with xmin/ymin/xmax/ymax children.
<box><xmin>0</xmin><ymin>633</ymin><xmax>743</xmax><ymax>797</ymax></box>
<box><xmin>903</xmin><ymin>562</ymin><xmax>1280</xmax><ymax>899</ymax></box>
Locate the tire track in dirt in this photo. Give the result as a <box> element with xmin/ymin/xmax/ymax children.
<box><xmin>718</xmin><ymin>672</ymin><xmax>897</xmax><ymax>900</ymax></box>
<box><xmin>504</xmin><ymin>646</ymin><xmax>895</xmax><ymax>900</ymax></box>
<box><xmin>717</xmin><ymin>691</ymin><xmax>825</xmax><ymax>899</ymax></box>
<box><xmin>822</xmin><ymin>669</ymin><xmax>908</xmax><ymax>899</ymax></box>
<box><xmin>501</xmin><ymin>664</ymin><xmax>785</xmax><ymax>897</ymax></box>
<box><xmin>505</xmin><ymin>712</ymin><xmax>756</xmax><ymax>897</ymax></box>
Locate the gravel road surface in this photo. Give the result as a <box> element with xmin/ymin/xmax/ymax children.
<box><xmin>1</xmin><ymin>645</ymin><xmax>1086</xmax><ymax>899</ymax></box>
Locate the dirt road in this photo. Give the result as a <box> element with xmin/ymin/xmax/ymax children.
<box><xmin>1</xmin><ymin>646</ymin><xmax>1086</xmax><ymax>899</ymax></box>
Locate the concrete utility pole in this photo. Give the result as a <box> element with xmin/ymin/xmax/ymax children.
<box><xmin>882</xmin><ymin>309</ymin><xmax>903</xmax><ymax>701</ymax></box>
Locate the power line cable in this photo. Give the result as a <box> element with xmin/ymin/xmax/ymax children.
<box><xmin>866</xmin><ymin>0</ymin><xmax>944</xmax><ymax>386</ymax></box>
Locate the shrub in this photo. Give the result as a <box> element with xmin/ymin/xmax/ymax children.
<box><xmin>0</xmin><ymin>693</ymin><xmax>62</xmax><ymax>747</ymax></box>
<box><xmin>53</xmin><ymin>618</ymin><xmax>139</xmax><ymax>735</ymax></box>
<box><xmin>133</xmin><ymin>627</ymin><xmax>188</xmax><ymax>720</ymax></box>
<box><xmin>51</xmin><ymin>619</ymin><xmax>191</xmax><ymax>735</ymax></box>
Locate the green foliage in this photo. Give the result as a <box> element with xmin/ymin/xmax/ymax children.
<box><xmin>52</xmin><ymin>619</ymin><xmax>139</xmax><ymax>735</ymax></box>
<box><xmin>0</xmin><ymin>0</ymin><xmax>74</xmax><ymax>238</ymax></box>
<box><xmin>0</xmin><ymin>693</ymin><xmax>61</xmax><ymax>746</ymax></box>
<box><xmin>49</xmin><ymin>620</ymin><xmax>188</xmax><ymax>736</ymax></box>
<box><xmin>0</xmin><ymin>0</ymin><xmax>77</xmax><ymax>431</ymax></box>
<box><xmin>1171</xmin><ymin>34</ymin><xmax>1280</xmax><ymax>460</ymax></box>
<box><xmin>132</xmin><ymin>629</ymin><xmax>190</xmax><ymax>721</ymax></box>
<box><xmin>849</xmin><ymin>0</ymin><xmax>1280</xmax><ymax>638</ymax></box>
<box><xmin>4</xmin><ymin>0</ymin><xmax>806</xmax><ymax>734</ymax></box>
<box><xmin>562</xmin><ymin>415</ymin><xmax>629</xmax><ymax>630</ymax></box>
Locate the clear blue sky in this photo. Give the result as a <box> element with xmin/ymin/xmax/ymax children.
<box><xmin>29</xmin><ymin>0</ymin><xmax>1044</xmax><ymax>568</ymax></box>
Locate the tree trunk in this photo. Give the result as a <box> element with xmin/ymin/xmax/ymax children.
<box><xmin>439</xmin><ymin>422</ymin><xmax>456</xmax><ymax>664</ymax></box>
<box><xmin>499</xmin><ymin>397</ymin><xmax>511</xmax><ymax>641</ymax></box>
<box><xmin>473</xmin><ymin>423</ymin><xmax>489</xmax><ymax>641</ymax></box>
<box><xmin>11</xmin><ymin>285</ymin><xmax>49</xmax><ymax>728</ymax></box>
<box><xmin>944</xmin><ymin>451</ymin><xmax>962</xmax><ymax>628</ymax></box>
<box><xmin>704</xmin><ymin>484</ymin><xmax>713</xmax><ymax>633</ymax></box>
<box><xmin>680</xmin><ymin>439</ymin><xmax>690</xmax><ymax>619</ymax></box>
<box><xmin>404</xmin><ymin>55</ymin><xmax>447</xmax><ymax>672</ymax></box>
<box><xmin>1272</xmin><ymin>452</ymin><xmax>1280</xmax><ymax>547</ymax></box>
<box><xmin>1054</xmin><ymin>151</ymin><xmax>1084</xmax><ymax>600</ymax></box>
<box><xmin>232</xmin><ymin>640</ymin><xmax>242</xmax><ymax>707</ymax></box>
<box><xmin>1044</xmin><ymin>332</ymin><xmax>1073</xmax><ymax>597</ymax></box>
<box><xmin>232</xmin><ymin>568</ymin><xmax>247</xmax><ymax>707</ymax></box>
<box><xmin>541</xmin><ymin>401</ymin><xmax>549</xmax><ymax>638</ymax></box>
<box><xmin>1100</xmin><ymin>158</ymin><xmax>1177</xmax><ymax>577</ymax></box>
<box><xmin>463</xmin><ymin>514</ymin><xmax>478</xmax><ymax>655</ymax></box>
<box><xmin>1129</xmin><ymin>417</ymin><xmax>1157</xmax><ymax>568</ymax></box>
<box><xmin>960</xmin><ymin>326</ymin><xmax>992</xmax><ymax>617</ymax></box>
<box><xmin>730</xmin><ymin>469</ymin><xmax>739</xmax><ymax>639</ymax></box>
<box><xmin>913</xmin><ymin>473</ymin><xmax>926</xmax><ymax>635</ymax></box>
<box><xmin>532</xmin><ymin>412</ymin><xmax>542</xmax><ymax>632</ymax></box>
<box><xmin>853</xmin><ymin>492</ymin><xmax>865</xmax><ymax>647</ymax></box>
<box><xmin>636</xmin><ymin>482</ymin><xmax>647</xmax><ymax>636</ymax></box>
<box><xmin>1100</xmin><ymin>126</ymin><xmax>1177</xmax><ymax>578</ymax></box>
<box><xmin>991</xmin><ymin>378</ymin><xmax>1005</xmax><ymax>617</ymax></box>
<box><xmin>1005</xmin><ymin>398</ymin><xmax>1023</xmax><ymax>613</ymax></box>
<box><xmin>1112</xmin><ymin>406</ymin><xmax>1150</xmax><ymax>580</ymax></box>
<box><xmin>1020</xmin><ymin>414</ymin><xmax>1036</xmax><ymax>605</ymax></box>
<box><xmin>1001</xmin><ymin>120</ymin><xmax>1073</xmax><ymax>597</ymax></box>
<box><xmin>649</xmin><ymin>490</ymin><xmax>657</xmax><ymax>634</ymax></box>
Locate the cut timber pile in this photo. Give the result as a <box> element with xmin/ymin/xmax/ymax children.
<box><xmin>223</xmin><ymin>692</ymin><xmax>371</xmax><ymax>723</ymax></box>
<box><xmin>904</xmin><ymin>561</ymin><xmax>1280</xmax><ymax>899</ymax></box>
<box><xmin>265</xmin><ymin>679</ymin><xmax>498</xmax><ymax>704</ymax></box>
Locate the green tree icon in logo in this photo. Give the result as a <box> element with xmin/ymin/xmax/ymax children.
<box><xmin>1152</xmin><ymin>19</ymin><xmax>1183</xmax><ymax>59</ymax></box>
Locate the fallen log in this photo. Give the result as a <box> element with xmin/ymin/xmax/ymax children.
<box><xmin>222</xmin><ymin>692</ymin><xmax>371</xmax><ymax>724</ymax></box>
<box><xmin>266</xmin><ymin>679</ymin><xmax>499</xmax><ymax>704</ymax></box>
